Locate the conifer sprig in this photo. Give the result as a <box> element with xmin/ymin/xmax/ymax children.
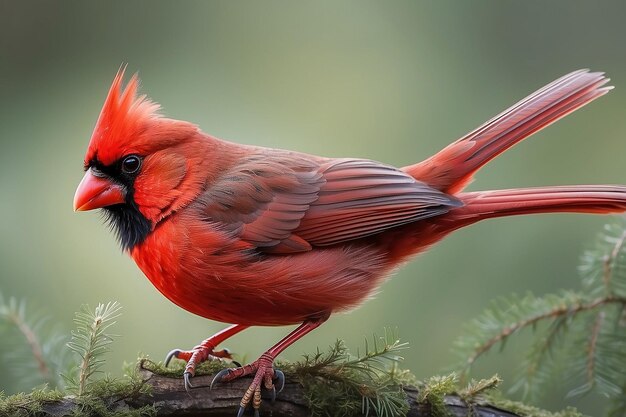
<box><xmin>0</xmin><ymin>293</ymin><xmax>67</xmax><ymax>391</ymax></box>
<box><xmin>290</xmin><ymin>330</ymin><xmax>411</xmax><ymax>417</ymax></box>
<box><xmin>64</xmin><ymin>301</ymin><xmax>122</xmax><ymax>396</ymax></box>
<box><xmin>454</xmin><ymin>219</ymin><xmax>626</xmax><ymax>415</ymax></box>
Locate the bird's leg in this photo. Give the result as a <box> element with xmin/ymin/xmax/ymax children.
<box><xmin>164</xmin><ymin>323</ymin><xmax>249</xmax><ymax>390</ymax></box>
<box><xmin>212</xmin><ymin>317</ymin><xmax>327</xmax><ymax>416</ymax></box>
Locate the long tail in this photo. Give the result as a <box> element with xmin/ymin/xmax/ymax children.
<box><xmin>404</xmin><ymin>70</ymin><xmax>612</xmax><ymax>194</ymax></box>
<box><xmin>385</xmin><ymin>185</ymin><xmax>626</xmax><ymax>263</ymax></box>
<box><xmin>450</xmin><ymin>186</ymin><xmax>626</xmax><ymax>227</ymax></box>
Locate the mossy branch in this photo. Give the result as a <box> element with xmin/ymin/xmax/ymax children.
<box><xmin>0</xmin><ymin>317</ymin><xmax>584</xmax><ymax>417</ymax></box>
<box><xmin>0</xmin><ymin>359</ymin><xmax>540</xmax><ymax>417</ymax></box>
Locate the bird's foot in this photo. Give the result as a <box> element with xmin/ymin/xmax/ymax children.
<box><xmin>164</xmin><ymin>342</ymin><xmax>240</xmax><ymax>392</ymax></box>
<box><xmin>211</xmin><ymin>353</ymin><xmax>285</xmax><ymax>417</ymax></box>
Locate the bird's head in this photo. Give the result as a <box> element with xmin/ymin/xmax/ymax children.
<box><xmin>74</xmin><ymin>69</ymin><xmax>209</xmax><ymax>250</ymax></box>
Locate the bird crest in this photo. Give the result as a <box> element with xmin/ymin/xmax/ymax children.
<box><xmin>85</xmin><ymin>67</ymin><xmax>161</xmax><ymax>167</ymax></box>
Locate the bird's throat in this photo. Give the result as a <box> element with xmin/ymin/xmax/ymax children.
<box><xmin>102</xmin><ymin>202</ymin><xmax>152</xmax><ymax>251</ymax></box>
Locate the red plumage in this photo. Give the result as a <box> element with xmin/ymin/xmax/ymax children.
<box><xmin>74</xmin><ymin>68</ymin><xmax>625</xmax><ymax>413</ymax></box>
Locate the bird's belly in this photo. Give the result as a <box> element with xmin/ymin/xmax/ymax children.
<box><xmin>131</xmin><ymin>222</ymin><xmax>390</xmax><ymax>326</ymax></box>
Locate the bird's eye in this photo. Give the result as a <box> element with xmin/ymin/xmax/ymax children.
<box><xmin>121</xmin><ymin>155</ymin><xmax>142</xmax><ymax>174</ymax></box>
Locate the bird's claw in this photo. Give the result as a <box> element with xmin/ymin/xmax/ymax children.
<box><xmin>210</xmin><ymin>368</ymin><xmax>232</xmax><ymax>389</ymax></box>
<box><xmin>164</xmin><ymin>342</ymin><xmax>240</xmax><ymax>394</ymax></box>
<box><xmin>183</xmin><ymin>372</ymin><xmax>194</xmax><ymax>392</ymax></box>
<box><xmin>210</xmin><ymin>357</ymin><xmax>284</xmax><ymax>416</ymax></box>
<box><xmin>175</xmin><ymin>348</ymin><xmax>283</xmax><ymax>415</ymax></box>
<box><xmin>164</xmin><ymin>349</ymin><xmax>181</xmax><ymax>367</ymax></box>
<box><xmin>274</xmin><ymin>369</ymin><xmax>285</xmax><ymax>394</ymax></box>
<box><xmin>164</xmin><ymin>345</ymin><xmax>236</xmax><ymax>367</ymax></box>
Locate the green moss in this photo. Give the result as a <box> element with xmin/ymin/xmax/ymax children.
<box><xmin>140</xmin><ymin>357</ymin><xmax>228</xmax><ymax>378</ymax></box>
<box><xmin>0</xmin><ymin>388</ymin><xmax>64</xmax><ymax>417</ymax></box>
<box><xmin>70</xmin><ymin>395</ymin><xmax>156</xmax><ymax>417</ymax></box>
<box><xmin>416</xmin><ymin>374</ymin><xmax>458</xmax><ymax>417</ymax></box>
<box><xmin>459</xmin><ymin>375</ymin><xmax>502</xmax><ymax>401</ymax></box>
<box><xmin>0</xmin><ymin>363</ymin><xmax>155</xmax><ymax>417</ymax></box>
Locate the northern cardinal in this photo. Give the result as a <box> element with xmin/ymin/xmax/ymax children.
<box><xmin>74</xmin><ymin>68</ymin><xmax>626</xmax><ymax>415</ymax></box>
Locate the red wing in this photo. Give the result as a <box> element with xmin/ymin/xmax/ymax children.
<box><xmin>297</xmin><ymin>159</ymin><xmax>462</xmax><ymax>246</ymax></box>
<box><xmin>200</xmin><ymin>153</ymin><xmax>323</xmax><ymax>252</ymax></box>
<box><xmin>202</xmin><ymin>154</ymin><xmax>461</xmax><ymax>253</ymax></box>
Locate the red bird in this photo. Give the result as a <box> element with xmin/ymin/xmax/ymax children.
<box><xmin>74</xmin><ymin>69</ymin><xmax>626</xmax><ymax>415</ymax></box>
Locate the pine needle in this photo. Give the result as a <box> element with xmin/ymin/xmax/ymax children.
<box><xmin>64</xmin><ymin>301</ymin><xmax>122</xmax><ymax>396</ymax></box>
<box><xmin>289</xmin><ymin>330</ymin><xmax>411</xmax><ymax>417</ymax></box>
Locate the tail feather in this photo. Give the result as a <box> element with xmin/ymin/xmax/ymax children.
<box><xmin>452</xmin><ymin>186</ymin><xmax>626</xmax><ymax>225</ymax></box>
<box><xmin>384</xmin><ymin>185</ymin><xmax>626</xmax><ymax>263</ymax></box>
<box><xmin>404</xmin><ymin>70</ymin><xmax>612</xmax><ymax>193</ymax></box>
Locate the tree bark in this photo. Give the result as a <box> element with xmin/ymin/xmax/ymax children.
<box><xmin>37</xmin><ymin>362</ymin><xmax>521</xmax><ymax>417</ymax></box>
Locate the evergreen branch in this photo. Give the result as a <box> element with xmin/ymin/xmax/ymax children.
<box><xmin>462</xmin><ymin>294</ymin><xmax>626</xmax><ymax>369</ymax></box>
<box><xmin>0</xmin><ymin>294</ymin><xmax>67</xmax><ymax>391</ymax></box>
<box><xmin>64</xmin><ymin>302</ymin><xmax>122</xmax><ymax>396</ymax></box>
<box><xmin>457</xmin><ymin>219</ymin><xmax>626</xmax><ymax>415</ymax></box>
<box><xmin>286</xmin><ymin>331</ymin><xmax>411</xmax><ymax>417</ymax></box>
<box><xmin>0</xmin><ymin>297</ymin><xmax>49</xmax><ymax>381</ymax></box>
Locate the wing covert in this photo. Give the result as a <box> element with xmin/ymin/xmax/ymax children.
<box><xmin>200</xmin><ymin>153</ymin><xmax>323</xmax><ymax>252</ymax></box>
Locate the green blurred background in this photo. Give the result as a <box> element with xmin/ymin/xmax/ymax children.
<box><xmin>1</xmin><ymin>0</ymin><xmax>625</xmax><ymax>414</ymax></box>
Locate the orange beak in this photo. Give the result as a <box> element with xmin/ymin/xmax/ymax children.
<box><xmin>73</xmin><ymin>168</ymin><xmax>126</xmax><ymax>211</ymax></box>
